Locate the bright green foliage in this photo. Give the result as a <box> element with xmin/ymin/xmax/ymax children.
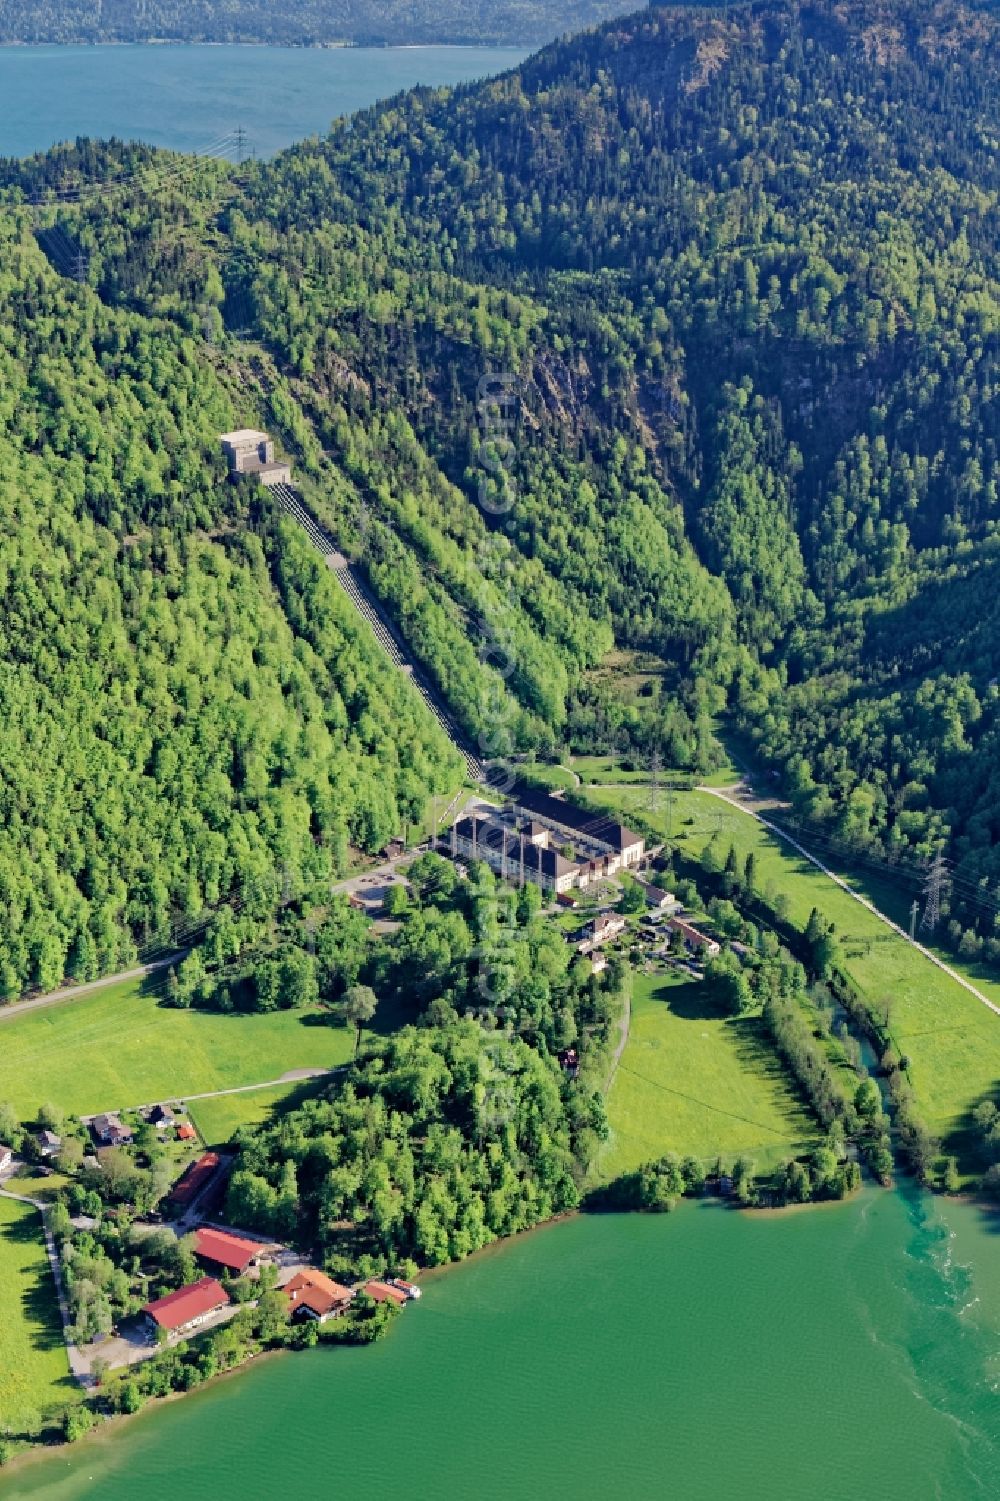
<box><xmin>228</xmin><ymin>1022</ymin><xmax>582</xmax><ymax>1265</ymax></box>
<box><xmin>0</xmin><ymin>221</ymin><xmax>459</xmax><ymax>996</ymax></box>
<box><xmin>0</xmin><ymin>1198</ymin><xmax>73</xmax><ymax>1432</ymax></box>
<box><xmin>22</xmin><ymin>0</ymin><xmax>1000</xmax><ymax>963</ymax></box>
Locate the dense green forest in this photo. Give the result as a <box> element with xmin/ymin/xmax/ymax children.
<box><xmin>0</xmin><ymin>0</ymin><xmax>634</xmax><ymax>47</ymax></box>
<box><xmin>6</xmin><ymin>0</ymin><xmax>1000</xmax><ymax>985</ymax></box>
<box><xmin>0</xmin><ymin>215</ymin><xmax>460</xmax><ymax>997</ymax></box>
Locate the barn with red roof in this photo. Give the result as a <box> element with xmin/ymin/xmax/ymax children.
<box><xmin>143</xmin><ymin>1277</ymin><xmax>230</xmax><ymax>1336</ymax></box>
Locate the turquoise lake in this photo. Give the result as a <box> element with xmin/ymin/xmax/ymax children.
<box><xmin>5</xmin><ymin>1186</ymin><xmax>1000</xmax><ymax>1500</ymax></box>
<box><xmin>0</xmin><ymin>44</ymin><xmax>529</xmax><ymax>160</ymax></box>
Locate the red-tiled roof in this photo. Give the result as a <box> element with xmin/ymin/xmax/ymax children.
<box><xmin>144</xmin><ymin>1277</ymin><xmax>229</xmax><ymax>1331</ymax></box>
<box><xmin>195</xmin><ymin>1227</ymin><xmax>267</xmax><ymax>1272</ymax></box>
<box><xmin>364</xmin><ymin>1279</ymin><xmax>407</xmax><ymax>1306</ymax></box>
<box><xmin>668</xmin><ymin>917</ymin><xmax>718</xmax><ymax>948</ymax></box>
<box><xmin>176</xmin><ymin>1123</ymin><xmax>197</xmax><ymax>1141</ymax></box>
<box><xmin>167</xmin><ymin>1152</ymin><xmax>220</xmax><ymax>1208</ymax></box>
<box><xmin>285</xmin><ymin>1269</ymin><xmax>353</xmax><ymax>1318</ymax></box>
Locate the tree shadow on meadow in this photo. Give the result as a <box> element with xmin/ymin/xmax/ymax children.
<box><xmin>659</xmin><ymin>982</ymin><xmax>721</xmax><ymax>1022</ymax></box>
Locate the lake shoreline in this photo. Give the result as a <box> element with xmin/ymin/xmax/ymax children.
<box><xmin>0</xmin><ymin>1341</ymin><xmax>291</xmax><ymax>1488</ymax></box>
<box><xmin>0</xmin><ymin>41</ymin><xmax>523</xmax><ymax>52</ymax></box>
<box><xmin>0</xmin><ymin>40</ymin><xmax>532</xmax><ymax>161</ymax></box>
<box><xmin>0</xmin><ymin>1208</ymin><xmax>584</xmax><ymax>1483</ymax></box>
<box><xmin>3</xmin><ymin>1186</ymin><xmax>996</xmax><ymax>1498</ymax></box>
<box><xmin>0</xmin><ymin>1185</ymin><xmax>888</xmax><ymax>1482</ymax></box>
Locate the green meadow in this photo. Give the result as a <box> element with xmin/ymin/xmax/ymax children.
<box><xmin>600</xmin><ymin>972</ymin><xmax>818</xmax><ymax>1179</ymax></box>
<box><xmin>0</xmin><ymin>1197</ymin><xmax>74</xmax><ymax>1432</ymax></box>
<box><xmin>0</xmin><ymin>978</ymin><xmax>354</xmax><ymax>1120</ymax></box>
<box><xmin>584</xmin><ymin>784</ymin><xmax>1000</xmax><ymax>1146</ymax></box>
<box><xmin>189</xmin><ymin>1077</ymin><xmax>330</xmax><ymax>1145</ymax></box>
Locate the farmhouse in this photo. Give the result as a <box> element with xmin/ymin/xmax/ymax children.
<box><xmin>0</xmin><ymin>1147</ymin><xmax>12</xmax><ymax>1173</ymax></box>
<box><xmin>666</xmin><ymin>916</ymin><xmax>721</xmax><ymax>958</ymax></box>
<box><xmin>143</xmin><ymin>1277</ymin><xmax>230</xmax><ymax>1337</ymax></box>
<box><xmin>195</xmin><ymin>1227</ymin><xmax>269</xmax><ymax>1275</ymax></box>
<box><xmin>220</xmin><ymin>428</ymin><xmax>291</xmax><ymax>487</ymax></box>
<box><xmin>176</xmin><ymin>1122</ymin><xmax>197</xmax><ymax>1142</ymax></box>
<box><xmin>149</xmin><ymin>1104</ymin><xmax>176</xmax><ymax>1128</ymax></box>
<box><xmin>284</xmin><ymin>1269</ymin><xmax>354</xmax><ymax>1324</ymax></box>
<box><xmin>91</xmin><ymin>1113</ymin><xmax>132</xmax><ymax>1148</ymax></box>
<box><xmin>637</xmin><ymin>881</ymin><xmax>679</xmax><ymax>913</ymax></box>
<box><xmin>166</xmin><ymin>1152</ymin><xmax>223</xmax><ymax>1213</ymax></box>
<box><xmin>36</xmin><ymin>1130</ymin><xmax>61</xmax><ymax>1158</ymax></box>
<box><xmin>581</xmin><ymin>910</ymin><xmax>627</xmax><ymax>951</ymax></box>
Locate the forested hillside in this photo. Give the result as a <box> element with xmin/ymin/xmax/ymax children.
<box><xmin>7</xmin><ymin>0</ymin><xmax>1000</xmax><ymax>977</ymax></box>
<box><xmin>0</xmin><ymin>216</ymin><xmax>460</xmax><ymax>997</ymax></box>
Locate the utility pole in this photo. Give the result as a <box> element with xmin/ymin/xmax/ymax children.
<box><xmin>909</xmin><ymin>899</ymin><xmax>920</xmax><ymax>941</ymax></box>
<box><xmin>645</xmin><ymin>747</ymin><xmax>660</xmax><ymax>810</ymax></box>
<box><xmin>235</xmin><ymin>125</ymin><xmax>247</xmax><ymax>166</ymax></box>
<box><xmin>920</xmin><ymin>849</ymin><xmax>949</xmax><ymax>934</ymax></box>
<box><xmin>666</xmin><ymin>776</ymin><xmax>675</xmax><ymax>842</ymax></box>
<box><xmin>73</xmin><ymin>249</ymin><xmax>89</xmax><ymax>283</ymax></box>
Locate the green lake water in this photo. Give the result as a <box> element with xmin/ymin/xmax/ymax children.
<box><xmin>0</xmin><ymin>44</ymin><xmax>529</xmax><ymax>160</ymax></box>
<box><xmin>6</xmin><ymin>1185</ymin><xmax>1000</xmax><ymax>1500</ymax></box>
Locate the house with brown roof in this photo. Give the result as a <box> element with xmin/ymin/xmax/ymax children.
<box><xmin>363</xmin><ymin>1279</ymin><xmax>408</xmax><ymax>1307</ymax></box>
<box><xmin>166</xmin><ymin>1152</ymin><xmax>222</xmax><ymax>1212</ymax></box>
<box><xmin>284</xmin><ymin>1269</ymin><xmax>354</xmax><ymax>1324</ymax></box>
<box><xmin>577</xmin><ymin>910</ymin><xmax>627</xmax><ymax>954</ymax></box>
<box><xmin>666</xmin><ymin>916</ymin><xmax>721</xmax><ymax>958</ymax></box>
<box><xmin>36</xmin><ymin>1129</ymin><xmax>62</xmax><ymax>1158</ymax></box>
<box><xmin>558</xmin><ymin>1047</ymin><xmax>580</xmax><ymax>1077</ymax></box>
<box><xmin>176</xmin><ymin>1122</ymin><xmax>198</xmax><ymax>1142</ymax></box>
<box><xmin>195</xmin><ymin>1227</ymin><xmax>269</xmax><ymax>1275</ymax></box>
<box><xmin>637</xmin><ymin>881</ymin><xmax>680</xmax><ymax>914</ymax></box>
<box><xmin>91</xmin><ymin>1113</ymin><xmax>132</xmax><ymax>1148</ymax></box>
<box><xmin>143</xmin><ymin>1277</ymin><xmax>230</xmax><ymax>1337</ymax></box>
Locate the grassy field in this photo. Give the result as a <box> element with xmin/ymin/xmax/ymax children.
<box><xmin>584</xmin><ymin>784</ymin><xmax>1000</xmax><ymax>1148</ymax></box>
<box><xmin>567</xmin><ymin>756</ymin><xmax>651</xmax><ymax>785</ymax></box>
<box><xmin>189</xmin><ymin>1077</ymin><xmax>329</xmax><ymax>1145</ymax></box>
<box><xmin>516</xmin><ymin>763</ymin><xmax>580</xmax><ymax>791</ymax></box>
<box><xmin>4</xmin><ymin>1171</ymin><xmax>71</xmax><ymax>1206</ymax></box>
<box><xmin>565</xmin><ymin>756</ymin><xmax>739</xmax><ymax>789</ymax></box>
<box><xmin>0</xmin><ymin>978</ymin><xmax>355</xmax><ymax>1120</ymax></box>
<box><xmin>599</xmin><ymin>972</ymin><xmax>818</xmax><ymax>1180</ymax></box>
<box><xmin>0</xmin><ymin>1197</ymin><xmax>75</xmax><ymax>1432</ymax></box>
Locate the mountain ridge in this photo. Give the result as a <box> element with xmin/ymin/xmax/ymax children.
<box><xmin>6</xmin><ymin>0</ymin><xmax>1000</xmax><ymax>977</ymax></box>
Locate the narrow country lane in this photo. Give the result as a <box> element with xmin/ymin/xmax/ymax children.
<box><xmin>0</xmin><ymin>954</ymin><xmax>184</xmax><ymax>1025</ymax></box>
<box><xmin>698</xmin><ymin>784</ymin><xmax>1000</xmax><ymax>1020</ymax></box>
<box><xmin>0</xmin><ymin>1177</ymin><xmax>90</xmax><ymax>1383</ymax></box>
